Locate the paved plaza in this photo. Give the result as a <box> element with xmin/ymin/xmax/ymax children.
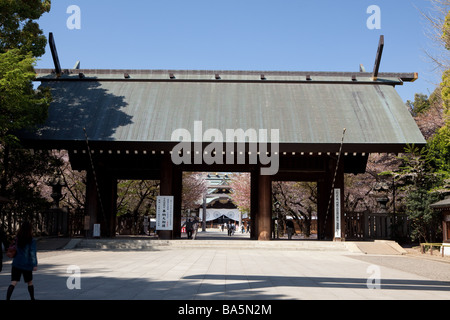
<box><xmin>1</xmin><ymin>230</ymin><xmax>450</xmax><ymax>300</ymax></box>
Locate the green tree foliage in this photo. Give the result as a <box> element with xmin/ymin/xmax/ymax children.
<box><xmin>0</xmin><ymin>1</ymin><xmax>54</xmax><ymax>235</ymax></box>
<box><xmin>0</xmin><ymin>0</ymin><xmax>51</xmax><ymax>57</ymax></box>
<box><xmin>405</xmin><ymin>189</ymin><xmax>442</xmax><ymax>242</ymax></box>
<box><xmin>406</xmin><ymin>93</ymin><xmax>430</xmax><ymax>116</ymax></box>
<box><xmin>441</xmin><ymin>10</ymin><xmax>450</xmax><ymax>112</ymax></box>
<box><xmin>0</xmin><ymin>0</ymin><xmax>52</xmax><ymax>145</ymax></box>
<box><xmin>442</xmin><ymin>69</ymin><xmax>450</xmax><ymax>110</ymax></box>
<box><xmin>0</xmin><ymin>49</ymin><xmax>51</xmax><ymax>145</ymax></box>
<box><xmin>443</xmin><ymin>8</ymin><xmax>450</xmax><ymax>50</ymax></box>
<box><xmin>394</xmin><ymin>8</ymin><xmax>450</xmax><ymax>243</ymax></box>
<box><xmin>395</xmin><ymin>145</ymin><xmax>447</xmax><ymax>242</ymax></box>
<box><xmin>427</xmin><ymin>126</ymin><xmax>450</xmax><ymax>172</ymax></box>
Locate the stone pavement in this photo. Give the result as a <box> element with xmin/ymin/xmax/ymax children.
<box><xmin>1</xmin><ymin>229</ymin><xmax>450</xmax><ymax>300</ymax></box>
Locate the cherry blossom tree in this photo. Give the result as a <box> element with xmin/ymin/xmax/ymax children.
<box><xmin>272</xmin><ymin>181</ymin><xmax>317</xmax><ymax>237</ymax></box>
<box><xmin>182</xmin><ymin>172</ymin><xmax>208</xmax><ymax>212</ymax></box>
<box><xmin>229</xmin><ymin>173</ymin><xmax>250</xmax><ymax>214</ymax></box>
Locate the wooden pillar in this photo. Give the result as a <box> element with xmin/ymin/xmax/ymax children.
<box><xmin>317</xmin><ymin>179</ymin><xmax>328</xmax><ymax>240</ymax></box>
<box><xmin>318</xmin><ymin>156</ymin><xmax>345</xmax><ymax>241</ymax></box>
<box><xmin>317</xmin><ymin>157</ymin><xmax>334</xmax><ymax>240</ymax></box>
<box><xmin>257</xmin><ymin>173</ymin><xmax>272</xmax><ymax>241</ymax></box>
<box><xmin>159</xmin><ymin>155</ymin><xmax>174</xmax><ymax>240</ymax></box>
<box><xmin>250</xmin><ymin>169</ymin><xmax>259</xmax><ymax>240</ymax></box>
<box><xmin>98</xmin><ymin>174</ymin><xmax>117</xmax><ymax>238</ymax></box>
<box><xmin>84</xmin><ymin>169</ymin><xmax>117</xmax><ymax>238</ymax></box>
<box><xmin>172</xmin><ymin>167</ymin><xmax>182</xmax><ymax>239</ymax></box>
<box><xmin>443</xmin><ymin>213</ymin><xmax>450</xmax><ymax>243</ymax></box>
<box><xmin>85</xmin><ymin>170</ymin><xmax>97</xmax><ymax>237</ymax></box>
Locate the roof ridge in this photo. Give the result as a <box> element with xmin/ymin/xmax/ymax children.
<box><xmin>34</xmin><ymin>68</ymin><xmax>416</xmax><ymax>77</ymax></box>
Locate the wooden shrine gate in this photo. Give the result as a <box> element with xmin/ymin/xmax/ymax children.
<box><xmin>21</xmin><ymin>35</ymin><xmax>425</xmax><ymax>240</ymax></box>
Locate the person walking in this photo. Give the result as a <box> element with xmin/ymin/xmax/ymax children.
<box><xmin>230</xmin><ymin>222</ymin><xmax>236</xmax><ymax>236</ymax></box>
<box><xmin>184</xmin><ymin>218</ymin><xmax>194</xmax><ymax>239</ymax></box>
<box><xmin>192</xmin><ymin>218</ymin><xmax>199</xmax><ymax>240</ymax></box>
<box><xmin>0</xmin><ymin>226</ymin><xmax>9</xmax><ymax>273</ymax></box>
<box><xmin>6</xmin><ymin>221</ymin><xmax>38</xmax><ymax>300</ymax></box>
<box><xmin>286</xmin><ymin>219</ymin><xmax>295</xmax><ymax>240</ymax></box>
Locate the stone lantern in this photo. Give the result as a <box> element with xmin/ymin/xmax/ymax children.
<box><xmin>47</xmin><ymin>172</ymin><xmax>67</xmax><ymax>208</ymax></box>
<box><xmin>373</xmin><ymin>181</ymin><xmax>390</xmax><ymax>213</ymax></box>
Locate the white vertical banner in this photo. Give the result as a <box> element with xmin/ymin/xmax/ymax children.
<box><xmin>334</xmin><ymin>188</ymin><xmax>341</xmax><ymax>239</ymax></box>
<box><xmin>156</xmin><ymin>196</ymin><xmax>174</xmax><ymax>231</ymax></box>
<box><xmin>93</xmin><ymin>224</ymin><xmax>101</xmax><ymax>238</ymax></box>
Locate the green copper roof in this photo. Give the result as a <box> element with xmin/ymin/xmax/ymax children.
<box><xmin>25</xmin><ymin>69</ymin><xmax>425</xmax><ymax>153</ymax></box>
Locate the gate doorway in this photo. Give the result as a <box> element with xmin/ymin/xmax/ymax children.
<box><xmin>196</xmin><ymin>172</ymin><xmax>252</xmax><ymax>240</ymax></box>
<box><xmin>116</xmin><ymin>180</ymin><xmax>160</xmax><ymax>236</ymax></box>
<box><xmin>272</xmin><ymin>181</ymin><xmax>318</xmax><ymax>240</ymax></box>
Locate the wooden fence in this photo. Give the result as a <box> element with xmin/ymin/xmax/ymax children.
<box><xmin>344</xmin><ymin>212</ymin><xmax>409</xmax><ymax>240</ymax></box>
<box><xmin>37</xmin><ymin>208</ymin><xmax>69</xmax><ymax>236</ymax></box>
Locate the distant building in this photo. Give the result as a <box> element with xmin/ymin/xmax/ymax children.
<box><xmin>199</xmin><ymin>173</ymin><xmax>242</xmax><ymax>228</ymax></box>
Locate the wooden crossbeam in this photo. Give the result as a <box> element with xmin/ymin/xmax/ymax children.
<box><xmin>372</xmin><ymin>35</ymin><xmax>384</xmax><ymax>81</ymax></box>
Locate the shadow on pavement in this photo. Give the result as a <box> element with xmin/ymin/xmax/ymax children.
<box><xmin>1</xmin><ymin>262</ymin><xmax>450</xmax><ymax>300</ymax></box>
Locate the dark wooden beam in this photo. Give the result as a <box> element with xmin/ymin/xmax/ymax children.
<box><xmin>372</xmin><ymin>35</ymin><xmax>384</xmax><ymax>81</ymax></box>
<box><xmin>49</xmin><ymin>33</ymin><xmax>62</xmax><ymax>76</ymax></box>
<box><xmin>272</xmin><ymin>171</ymin><xmax>326</xmax><ymax>182</ymax></box>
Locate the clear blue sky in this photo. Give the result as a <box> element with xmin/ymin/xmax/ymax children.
<box><xmin>35</xmin><ymin>0</ymin><xmax>445</xmax><ymax>102</ymax></box>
